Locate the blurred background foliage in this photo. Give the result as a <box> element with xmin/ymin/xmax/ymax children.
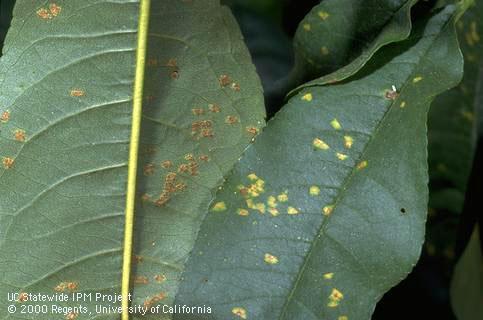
<box><xmin>1</xmin><ymin>0</ymin><xmax>480</xmax><ymax>318</ymax></box>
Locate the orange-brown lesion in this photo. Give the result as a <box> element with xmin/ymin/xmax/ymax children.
<box><xmin>1</xmin><ymin>111</ymin><xmax>10</xmax><ymax>123</ymax></box>
<box><xmin>133</xmin><ymin>276</ymin><xmax>149</xmax><ymax>285</ymax></box>
<box><xmin>36</xmin><ymin>3</ymin><xmax>62</xmax><ymax>20</ymax></box>
<box><xmin>143</xmin><ymin>292</ymin><xmax>167</xmax><ymax>308</ymax></box>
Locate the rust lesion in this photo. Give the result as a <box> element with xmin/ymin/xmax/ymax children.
<box><xmin>36</xmin><ymin>3</ymin><xmax>62</xmax><ymax>20</ymax></box>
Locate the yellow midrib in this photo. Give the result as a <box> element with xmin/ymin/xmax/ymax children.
<box><xmin>122</xmin><ymin>1</ymin><xmax>151</xmax><ymax>320</ymax></box>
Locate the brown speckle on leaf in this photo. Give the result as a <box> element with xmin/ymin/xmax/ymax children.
<box><xmin>143</xmin><ymin>163</ymin><xmax>155</xmax><ymax>176</ymax></box>
<box><xmin>134</xmin><ymin>276</ymin><xmax>149</xmax><ymax>285</ymax></box>
<box><xmin>65</xmin><ymin>312</ymin><xmax>78</xmax><ymax>320</ymax></box>
<box><xmin>246</xmin><ymin>127</ymin><xmax>258</xmax><ymax>135</ymax></box>
<box><xmin>143</xmin><ymin>292</ymin><xmax>167</xmax><ymax>308</ymax></box>
<box><xmin>170</xmin><ymin>70</ymin><xmax>179</xmax><ymax>79</ymax></box>
<box><xmin>166</xmin><ymin>58</ymin><xmax>177</xmax><ymax>67</ymax></box>
<box><xmin>225</xmin><ymin>116</ymin><xmax>239</xmax><ymax>124</ymax></box>
<box><xmin>147</xmin><ymin>58</ymin><xmax>159</xmax><ymax>67</ymax></box>
<box><xmin>161</xmin><ymin>160</ymin><xmax>172</xmax><ymax>169</ymax></box>
<box><xmin>208</xmin><ymin>104</ymin><xmax>221</xmax><ymax>113</ymax></box>
<box><xmin>133</xmin><ymin>255</ymin><xmax>144</xmax><ymax>263</ymax></box>
<box><xmin>192</xmin><ymin>108</ymin><xmax>204</xmax><ymax>116</ymax></box>
<box><xmin>154</xmin><ymin>274</ymin><xmax>167</xmax><ymax>283</ymax></box>
<box><xmin>18</xmin><ymin>292</ymin><xmax>28</xmax><ymax>302</ymax></box>
<box><xmin>1</xmin><ymin>111</ymin><xmax>10</xmax><ymax>123</ymax></box>
<box><xmin>49</xmin><ymin>4</ymin><xmax>61</xmax><ymax>16</ymax></box>
<box><xmin>219</xmin><ymin>75</ymin><xmax>231</xmax><ymax>87</ymax></box>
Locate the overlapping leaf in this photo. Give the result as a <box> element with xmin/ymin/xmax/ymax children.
<box><xmin>450</xmin><ymin>226</ymin><xmax>483</xmax><ymax>320</ymax></box>
<box><xmin>428</xmin><ymin>0</ymin><xmax>482</xmax><ymax>213</ymax></box>
<box><xmin>292</xmin><ymin>0</ymin><xmax>417</xmax><ymax>88</ymax></box>
<box><xmin>174</xmin><ymin>5</ymin><xmax>464</xmax><ymax>320</ymax></box>
<box><xmin>425</xmin><ymin>0</ymin><xmax>481</xmax><ymax>262</ymax></box>
<box><xmin>130</xmin><ymin>0</ymin><xmax>265</xmax><ymax>313</ymax></box>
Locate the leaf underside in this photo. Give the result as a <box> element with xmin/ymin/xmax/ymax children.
<box><xmin>130</xmin><ymin>0</ymin><xmax>265</xmax><ymax>313</ymax></box>
<box><xmin>0</xmin><ymin>2</ymin><xmax>138</xmax><ymax>319</ymax></box>
<box><xmin>0</xmin><ymin>0</ymin><xmax>265</xmax><ymax>319</ymax></box>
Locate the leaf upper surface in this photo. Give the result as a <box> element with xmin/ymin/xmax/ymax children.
<box><xmin>174</xmin><ymin>6</ymin><xmax>464</xmax><ymax>320</ymax></box>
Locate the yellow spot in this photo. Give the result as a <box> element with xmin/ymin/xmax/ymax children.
<box><xmin>356</xmin><ymin>160</ymin><xmax>368</xmax><ymax>170</ymax></box>
<box><xmin>303</xmin><ymin>23</ymin><xmax>311</xmax><ymax>31</ymax></box>
<box><xmin>309</xmin><ymin>185</ymin><xmax>320</xmax><ymax>196</ymax></box>
<box><xmin>313</xmin><ymin>138</ymin><xmax>330</xmax><ymax>150</ymax></box>
<box><xmin>323</xmin><ymin>205</ymin><xmax>334</xmax><ymax>216</ymax></box>
<box><xmin>264</xmin><ymin>253</ymin><xmax>279</xmax><ymax>265</ymax></box>
<box><xmin>413</xmin><ymin>76</ymin><xmax>423</xmax><ymax>83</ymax></box>
<box><xmin>323</xmin><ymin>272</ymin><xmax>334</xmax><ymax>279</ymax></box>
<box><xmin>328</xmin><ymin>288</ymin><xmax>344</xmax><ymax>307</ymax></box>
<box><xmin>255</xmin><ymin>203</ymin><xmax>266</xmax><ymax>214</ymax></box>
<box><xmin>277</xmin><ymin>192</ymin><xmax>288</xmax><ymax>202</ymax></box>
<box><xmin>2</xmin><ymin>157</ymin><xmax>14</xmax><ymax>169</ymax></box>
<box><xmin>301</xmin><ymin>93</ymin><xmax>313</xmax><ymax>101</ymax></box>
<box><xmin>211</xmin><ymin>202</ymin><xmax>226</xmax><ymax>212</ymax></box>
<box><xmin>336</xmin><ymin>153</ymin><xmax>348</xmax><ymax>161</ymax></box>
<box><xmin>70</xmin><ymin>89</ymin><xmax>85</xmax><ymax>97</ymax></box>
<box><xmin>247</xmin><ymin>173</ymin><xmax>258</xmax><ymax>181</ymax></box>
<box><xmin>14</xmin><ymin>129</ymin><xmax>26</xmax><ymax>142</ymax></box>
<box><xmin>343</xmin><ymin>136</ymin><xmax>353</xmax><ymax>149</ymax></box>
<box><xmin>268</xmin><ymin>208</ymin><xmax>279</xmax><ymax>216</ymax></box>
<box><xmin>339</xmin><ymin>316</ymin><xmax>349</xmax><ymax>320</ymax></box>
<box><xmin>330</xmin><ymin>118</ymin><xmax>342</xmax><ymax>130</ymax></box>
<box><xmin>320</xmin><ymin>46</ymin><xmax>329</xmax><ymax>55</ymax></box>
<box><xmin>400</xmin><ymin>101</ymin><xmax>406</xmax><ymax>108</ymax></box>
<box><xmin>267</xmin><ymin>196</ymin><xmax>277</xmax><ymax>208</ymax></box>
<box><xmin>318</xmin><ymin>10</ymin><xmax>330</xmax><ymax>20</ymax></box>
<box><xmin>232</xmin><ymin>307</ymin><xmax>247</xmax><ymax>319</ymax></box>
<box><xmin>237</xmin><ymin>209</ymin><xmax>249</xmax><ymax>216</ymax></box>
<box><xmin>287</xmin><ymin>206</ymin><xmax>299</xmax><ymax>215</ymax></box>
<box><xmin>246</xmin><ymin>199</ymin><xmax>255</xmax><ymax>209</ymax></box>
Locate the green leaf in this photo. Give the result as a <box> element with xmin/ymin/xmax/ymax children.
<box><xmin>130</xmin><ymin>0</ymin><xmax>265</xmax><ymax>311</ymax></box>
<box><xmin>428</xmin><ymin>0</ymin><xmax>482</xmax><ymax>212</ymax></box>
<box><xmin>450</xmin><ymin>226</ymin><xmax>483</xmax><ymax>320</ymax></box>
<box><xmin>0</xmin><ymin>2</ymin><xmax>138</xmax><ymax>317</ymax></box>
<box><xmin>174</xmin><ymin>5</ymin><xmax>464</xmax><ymax>320</ymax></box>
<box><xmin>0</xmin><ymin>0</ymin><xmax>265</xmax><ymax>318</ymax></box>
<box><xmin>424</xmin><ymin>0</ymin><xmax>481</xmax><ymax>262</ymax></box>
<box><xmin>291</xmin><ymin>0</ymin><xmax>417</xmax><ymax>87</ymax></box>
